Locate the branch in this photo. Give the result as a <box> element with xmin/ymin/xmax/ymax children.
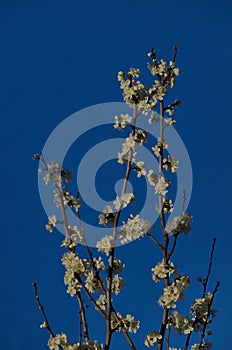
<box><xmin>32</xmin><ymin>281</ymin><xmax>64</xmax><ymax>350</ymax></box>
<box><xmin>167</xmin><ymin>234</ymin><xmax>179</xmax><ymax>261</ymax></box>
<box><xmin>199</xmin><ymin>281</ymin><xmax>220</xmax><ymax>348</ymax></box>
<box><xmin>157</xmin><ymin>100</ymin><xmax>170</xmax><ymax>350</ymax></box>
<box><xmin>74</xmin><ymin>273</ymin><xmax>107</xmax><ymax>319</ymax></box>
<box><xmin>147</xmin><ymin>232</ymin><xmax>164</xmax><ymax>250</ymax></box>
<box><xmin>203</xmin><ymin>237</ymin><xmax>216</xmax><ymax>296</ymax></box>
<box><xmin>76</xmin><ymin>291</ymin><xmax>89</xmax><ymax>342</ymax></box>
<box><xmin>184</xmin><ymin>239</ymin><xmax>219</xmax><ymax>350</ymax></box>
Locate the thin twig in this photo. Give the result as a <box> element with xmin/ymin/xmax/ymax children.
<box><xmin>32</xmin><ymin>281</ymin><xmax>64</xmax><ymax>350</ymax></box>
<box><xmin>167</xmin><ymin>234</ymin><xmax>179</xmax><ymax>261</ymax></box>
<box><xmin>147</xmin><ymin>232</ymin><xmax>164</xmax><ymax>250</ymax></box>
<box><xmin>76</xmin><ymin>291</ymin><xmax>89</xmax><ymax>342</ymax></box>
<box><xmin>181</xmin><ymin>188</ymin><xmax>187</xmax><ymax>216</ymax></box>
<box><xmin>199</xmin><ymin>281</ymin><xmax>220</xmax><ymax>347</ymax></box>
<box><xmin>183</xmin><ymin>239</ymin><xmax>219</xmax><ymax>350</ymax></box>
<box><xmin>74</xmin><ymin>273</ymin><xmax>107</xmax><ymax>319</ymax></box>
<box><xmin>203</xmin><ymin>238</ymin><xmax>216</xmax><ymax>296</ymax></box>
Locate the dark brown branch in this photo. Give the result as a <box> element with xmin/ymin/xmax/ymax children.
<box><xmin>32</xmin><ymin>281</ymin><xmax>64</xmax><ymax>350</ymax></box>
<box><xmin>76</xmin><ymin>291</ymin><xmax>89</xmax><ymax>342</ymax></box>
<box><xmin>199</xmin><ymin>281</ymin><xmax>220</xmax><ymax>348</ymax></box>
<box><xmin>184</xmin><ymin>239</ymin><xmax>219</xmax><ymax>350</ymax></box>
<box><xmin>203</xmin><ymin>238</ymin><xmax>216</xmax><ymax>296</ymax></box>
<box><xmin>147</xmin><ymin>232</ymin><xmax>164</xmax><ymax>250</ymax></box>
<box><xmin>157</xmin><ymin>99</ymin><xmax>170</xmax><ymax>350</ymax></box>
<box><xmin>173</xmin><ymin>44</ymin><xmax>178</xmax><ymax>63</ymax></box>
<box><xmin>167</xmin><ymin>234</ymin><xmax>179</xmax><ymax>261</ymax></box>
<box><xmin>74</xmin><ymin>273</ymin><xmax>107</xmax><ymax>319</ymax></box>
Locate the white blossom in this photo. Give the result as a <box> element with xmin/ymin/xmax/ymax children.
<box><xmin>158</xmin><ymin>275</ymin><xmax>190</xmax><ymax>309</ymax></box>
<box><xmin>96</xmin><ymin>294</ymin><xmax>106</xmax><ymax>311</ymax></box>
<box><xmin>114</xmin><ymin>114</ymin><xmax>132</xmax><ymax>130</ymax></box>
<box><xmin>191</xmin><ymin>292</ymin><xmax>215</xmax><ymax>324</ymax></box>
<box><xmin>155</xmin><ymin>176</ymin><xmax>169</xmax><ymax>196</ymax></box>
<box><xmin>43</xmin><ymin>161</ymin><xmax>62</xmax><ymax>186</ymax></box>
<box><xmin>48</xmin><ymin>334</ymin><xmax>103</xmax><ymax>350</ymax></box>
<box><xmin>156</xmin><ymin>197</ymin><xmax>174</xmax><ymax>214</ymax></box>
<box><xmin>99</xmin><ymin>205</ymin><xmax>115</xmax><ymax>226</ymax></box>
<box><xmin>163</xmin><ymin>156</ymin><xmax>179</xmax><ymax>173</ymax></box>
<box><xmin>62</xmin><ymin>252</ymin><xmax>87</xmax><ymax>296</ymax></box>
<box><xmin>113</xmin><ymin>193</ymin><xmax>134</xmax><ymax>211</ymax></box>
<box><xmin>190</xmin><ymin>342</ymin><xmax>212</xmax><ymax>350</ymax></box>
<box><xmin>147</xmin><ymin>169</ymin><xmax>159</xmax><ymax>186</ymax></box>
<box><xmin>96</xmin><ymin>235</ymin><xmax>115</xmax><ymax>255</ymax></box>
<box><xmin>93</xmin><ymin>257</ymin><xmax>105</xmax><ymax>270</ymax></box>
<box><xmin>111</xmin><ymin>313</ymin><xmax>140</xmax><ymax>333</ymax></box>
<box><xmin>169</xmin><ymin>311</ymin><xmax>193</xmax><ymax>335</ymax></box>
<box><xmin>85</xmin><ymin>271</ymin><xmax>101</xmax><ymax>293</ymax></box>
<box><xmin>166</xmin><ymin>213</ymin><xmax>192</xmax><ymax>235</ymax></box>
<box><xmin>48</xmin><ymin>333</ymin><xmax>67</xmax><ymax>350</ymax></box>
<box><xmin>118</xmin><ymin>135</ymin><xmax>137</xmax><ymax>164</ymax></box>
<box><xmin>145</xmin><ymin>330</ymin><xmax>162</xmax><ymax>347</ymax></box>
<box><xmin>111</xmin><ymin>274</ymin><xmax>124</xmax><ymax>295</ymax></box>
<box><xmin>45</xmin><ymin>215</ymin><xmax>57</xmax><ymax>233</ymax></box>
<box><xmin>120</xmin><ymin>215</ymin><xmax>150</xmax><ymax>243</ymax></box>
<box><xmin>152</xmin><ymin>260</ymin><xmax>176</xmax><ymax>282</ymax></box>
<box><xmin>134</xmin><ymin>161</ymin><xmax>146</xmax><ymax>177</ymax></box>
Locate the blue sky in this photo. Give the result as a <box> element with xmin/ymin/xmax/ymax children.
<box><xmin>1</xmin><ymin>0</ymin><xmax>232</xmax><ymax>349</ymax></box>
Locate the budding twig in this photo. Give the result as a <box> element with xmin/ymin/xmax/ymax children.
<box><xmin>32</xmin><ymin>281</ymin><xmax>64</xmax><ymax>350</ymax></box>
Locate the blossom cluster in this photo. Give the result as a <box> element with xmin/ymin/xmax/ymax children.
<box><xmin>191</xmin><ymin>292</ymin><xmax>217</xmax><ymax>328</ymax></box>
<box><xmin>168</xmin><ymin>311</ymin><xmax>193</xmax><ymax>335</ymax></box>
<box><xmin>144</xmin><ymin>330</ymin><xmax>162</xmax><ymax>347</ymax></box>
<box><xmin>151</xmin><ymin>260</ymin><xmax>176</xmax><ymax>282</ymax></box>
<box><xmin>119</xmin><ymin>214</ymin><xmax>151</xmax><ymax>243</ymax></box>
<box><xmin>163</xmin><ymin>155</ymin><xmax>179</xmax><ymax>173</ymax></box>
<box><xmin>114</xmin><ymin>114</ymin><xmax>132</xmax><ymax>130</ymax></box>
<box><xmin>111</xmin><ymin>313</ymin><xmax>140</xmax><ymax>334</ymax></box>
<box><xmin>45</xmin><ymin>215</ymin><xmax>57</xmax><ymax>233</ymax></box>
<box><xmin>190</xmin><ymin>342</ymin><xmax>212</xmax><ymax>350</ymax></box>
<box><xmin>39</xmin><ymin>161</ymin><xmax>62</xmax><ymax>186</ymax></box>
<box><xmin>165</xmin><ymin>213</ymin><xmax>192</xmax><ymax>235</ymax></box>
<box><xmin>158</xmin><ymin>274</ymin><xmax>190</xmax><ymax>309</ymax></box>
<box><xmin>147</xmin><ymin>169</ymin><xmax>170</xmax><ymax>196</ymax></box>
<box><xmin>96</xmin><ymin>235</ymin><xmax>115</xmax><ymax>256</ymax></box>
<box><xmin>61</xmin><ymin>252</ymin><xmax>86</xmax><ymax>296</ymax></box>
<box><xmin>48</xmin><ymin>333</ymin><xmax>102</xmax><ymax>350</ymax></box>
<box><xmin>113</xmin><ymin>192</ymin><xmax>135</xmax><ymax>211</ymax></box>
<box><xmin>117</xmin><ymin>68</ymin><xmax>157</xmax><ymax>113</ymax></box>
<box><xmin>147</xmin><ymin>48</ymin><xmax>180</xmax><ymax>88</ymax></box>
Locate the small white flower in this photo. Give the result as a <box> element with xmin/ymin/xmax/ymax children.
<box><xmin>145</xmin><ymin>330</ymin><xmax>162</xmax><ymax>347</ymax></box>
<box><xmin>134</xmin><ymin>161</ymin><xmax>146</xmax><ymax>177</ymax></box>
<box><xmin>113</xmin><ymin>193</ymin><xmax>134</xmax><ymax>211</ymax></box>
<box><xmin>120</xmin><ymin>215</ymin><xmax>150</xmax><ymax>243</ymax></box>
<box><xmin>147</xmin><ymin>169</ymin><xmax>159</xmax><ymax>186</ymax></box>
<box><xmin>155</xmin><ymin>177</ymin><xmax>169</xmax><ymax>196</ymax></box>
<box><xmin>97</xmin><ymin>235</ymin><xmax>115</xmax><ymax>256</ymax></box>
<box><xmin>114</xmin><ymin>114</ymin><xmax>132</xmax><ymax>130</ymax></box>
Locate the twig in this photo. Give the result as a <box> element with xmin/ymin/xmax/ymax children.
<box><xmin>183</xmin><ymin>239</ymin><xmax>219</xmax><ymax>350</ymax></box>
<box><xmin>181</xmin><ymin>188</ymin><xmax>187</xmax><ymax>216</ymax></box>
<box><xmin>167</xmin><ymin>234</ymin><xmax>179</xmax><ymax>261</ymax></box>
<box><xmin>74</xmin><ymin>273</ymin><xmax>107</xmax><ymax>319</ymax></box>
<box><xmin>147</xmin><ymin>232</ymin><xmax>164</xmax><ymax>250</ymax></box>
<box><xmin>76</xmin><ymin>291</ymin><xmax>89</xmax><ymax>342</ymax></box>
<box><xmin>199</xmin><ymin>281</ymin><xmax>220</xmax><ymax>347</ymax></box>
<box><xmin>32</xmin><ymin>281</ymin><xmax>64</xmax><ymax>350</ymax></box>
<box><xmin>203</xmin><ymin>238</ymin><xmax>216</xmax><ymax>296</ymax></box>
